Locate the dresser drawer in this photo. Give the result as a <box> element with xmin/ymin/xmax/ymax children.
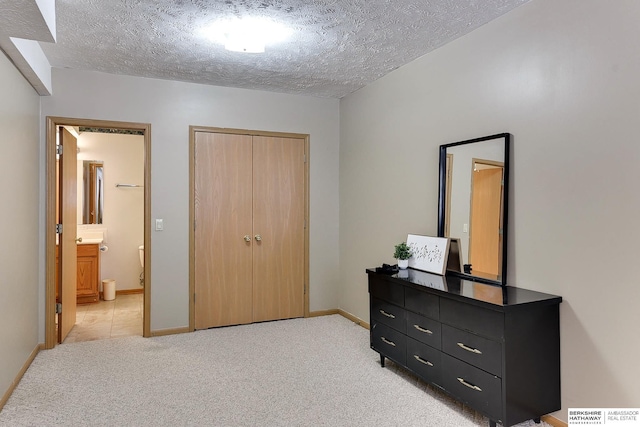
<box><xmin>371</xmin><ymin>322</ymin><xmax>406</xmax><ymax>365</ymax></box>
<box><xmin>371</xmin><ymin>298</ymin><xmax>406</xmax><ymax>333</ymax></box>
<box><xmin>369</xmin><ymin>276</ymin><xmax>404</xmax><ymax>306</ymax></box>
<box><xmin>442</xmin><ymin>324</ymin><xmax>502</xmax><ymax>376</ymax></box>
<box><xmin>406</xmin><ymin>337</ymin><xmax>442</xmax><ymax>387</ymax></box>
<box><xmin>405</xmin><ymin>287</ymin><xmax>439</xmax><ymax>319</ymax></box>
<box><xmin>406</xmin><ymin>311</ymin><xmax>441</xmax><ymax>350</ymax></box>
<box><xmin>441</xmin><ymin>353</ymin><xmax>502</xmax><ymax>421</ymax></box>
<box><xmin>440</xmin><ymin>298</ymin><xmax>504</xmax><ymax>340</ymax></box>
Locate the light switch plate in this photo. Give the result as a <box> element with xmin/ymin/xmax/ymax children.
<box><xmin>155</xmin><ymin>219</ymin><xmax>164</xmax><ymax>231</ymax></box>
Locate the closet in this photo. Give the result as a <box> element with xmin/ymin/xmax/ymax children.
<box><xmin>193</xmin><ymin>130</ymin><xmax>307</xmax><ymax>329</ymax></box>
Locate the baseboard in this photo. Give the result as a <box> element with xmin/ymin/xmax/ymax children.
<box><xmin>150</xmin><ymin>327</ymin><xmax>190</xmax><ymax>337</ymax></box>
<box><xmin>99</xmin><ymin>288</ymin><xmax>144</xmax><ymax>300</ymax></box>
<box><xmin>0</xmin><ymin>343</ymin><xmax>43</xmax><ymax>411</ymax></box>
<box><xmin>117</xmin><ymin>288</ymin><xmax>144</xmax><ymax>295</ymax></box>
<box><xmin>307</xmin><ymin>308</ymin><xmax>370</xmax><ymax>330</ymax></box>
<box><xmin>338</xmin><ymin>309</ymin><xmax>370</xmax><ymax>330</ymax></box>
<box><xmin>542</xmin><ymin>414</ymin><xmax>567</xmax><ymax>427</ymax></box>
<box><xmin>308</xmin><ymin>309</ymin><xmax>339</xmax><ymax>317</ymax></box>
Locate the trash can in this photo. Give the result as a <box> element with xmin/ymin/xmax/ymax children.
<box><xmin>102</xmin><ymin>279</ymin><xmax>116</xmax><ymax>301</ymax></box>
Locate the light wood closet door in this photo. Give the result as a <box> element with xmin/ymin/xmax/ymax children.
<box><xmin>194</xmin><ymin>131</ymin><xmax>305</xmax><ymax>329</ymax></box>
<box><xmin>194</xmin><ymin>132</ymin><xmax>253</xmax><ymax>329</ymax></box>
<box><xmin>252</xmin><ymin>136</ymin><xmax>305</xmax><ymax>322</ymax></box>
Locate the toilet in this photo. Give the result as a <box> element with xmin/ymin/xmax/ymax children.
<box><xmin>138</xmin><ymin>245</ymin><xmax>144</xmax><ymax>287</ymax></box>
<box><xmin>138</xmin><ymin>245</ymin><xmax>144</xmax><ymax>268</ymax></box>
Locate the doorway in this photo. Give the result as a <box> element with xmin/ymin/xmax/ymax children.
<box><xmin>45</xmin><ymin>117</ymin><xmax>152</xmax><ymax>349</ymax></box>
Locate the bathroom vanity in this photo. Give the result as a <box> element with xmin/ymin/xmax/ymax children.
<box><xmin>76</xmin><ymin>243</ymin><xmax>100</xmax><ymax>303</ymax></box>
<box><xmin>56</xmin><ymin>243</ymin><xmax>101</xmax><ymax>304</ymax></box>
<box><xmin>368</xmin><ymin>269</ymin><xmax>561</xmax><ymax>427</ymax></box>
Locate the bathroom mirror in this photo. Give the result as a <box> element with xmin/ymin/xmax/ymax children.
<box><xmin>82</xmin><ymin>160</ymin><xmax>104</xmax><ymax>224</ymax></box>
<box><xmin>437</xmin><ymin>133</ymin><xmax>510</xmax><ymax>286</ymax></box>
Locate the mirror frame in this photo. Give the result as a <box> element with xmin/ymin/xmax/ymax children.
<box><xmin>437</xmin><ymin>133</ymin><xmax>511</xmax><ymax>286</ymax></box>
<box><xmin>82</xmin><ymin>160</ymin><xmax>104</xmax><ymax>224</ymax></box>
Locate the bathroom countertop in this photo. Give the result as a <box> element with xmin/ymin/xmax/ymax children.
<box><xmin>78</xmin><ymin>238</ymin><xmax>103</xmax><ymax>245</ymax></box>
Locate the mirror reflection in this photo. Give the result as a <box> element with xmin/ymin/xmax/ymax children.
<box><xmin>438</xmin><ymin>134</ymin><xmax>510</xmax><ymax>285</ymax></box>
<box><xmin>82</xmin><ymin>160</ymin><xmax>104</xmax><ymax>224</ymax></box>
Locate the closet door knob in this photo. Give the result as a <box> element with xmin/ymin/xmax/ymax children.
<box><xmin>254</xmin><ymin>234</ymin><xmax>262</xmax><ymax>241</ymax></box>
<box><xmin>243</xmin><ymin>235</ymin><xmax>251</xmax><ymax>242</ymax></box>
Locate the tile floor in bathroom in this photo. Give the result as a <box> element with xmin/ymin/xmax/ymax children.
<box><xmin>63</xmin><ymin>293</ymin><xmax>143</xmax><ymax>343</ymax></box>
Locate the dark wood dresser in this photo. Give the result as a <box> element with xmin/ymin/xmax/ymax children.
<box><xmin>367</xmin><ymin>268</ymin><xmax>562</xmax><ymax>427</ymax></box>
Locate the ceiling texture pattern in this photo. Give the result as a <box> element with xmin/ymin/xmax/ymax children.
<box><xmin>5</xmin><ymin>0</ymin><xmax>530</xmax><ymax>98</ymax></box>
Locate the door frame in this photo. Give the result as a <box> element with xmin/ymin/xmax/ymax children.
<box><xmin>45</xmin><ymin>117</ymin><xmax>152</xmax><ymax>349</ymax></box>
<box><xmin>188</xmin><ymin>126</ymin><xmax>310</xmax><ymax>331</ymax></box>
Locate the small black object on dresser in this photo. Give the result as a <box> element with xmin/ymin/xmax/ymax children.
<box><xmin>368</xmin><ymin>268</ymin><xmax>562</xmax><ymax>427</ymax></box>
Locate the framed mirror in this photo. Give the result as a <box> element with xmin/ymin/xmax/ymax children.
<box><xmin>82</xmin><ymin>160</ymin><xmax>104</xmax><ymax>224</ymax></box>
<box><xmin>437</xmin><ymin>133</ymin><xmax>510</xmax><ymax>286</ymax></box>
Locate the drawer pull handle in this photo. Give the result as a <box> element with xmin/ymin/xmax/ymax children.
<box><xmin>413</xmin><ymin>355</ymin><xmax>434</xmax><ymax>367</ymax></box>
<box><xmin>457</xmin><ymin>377</ymin><xmax>483</xmax><ymax>392</ymax></box>
<box><xmin>457</xmin><ymin>342</ymin><xmax>482</xmax><ymax>355</ymax></box>
<box><xmin>379</xmin><ymin>310</ymin><xmax>396</xmax><ymax>319</ymax></box>
<box><xmin>380</xmin><ymin>337</ymin><xmax>396</xmax><ymax>347</ymax></box>
<box><xmin>413</xmin><ymin>324</ymin><xmax>433</xmax><ymax>335</ymax></box>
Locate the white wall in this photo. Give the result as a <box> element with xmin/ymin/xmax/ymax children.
<box><xmin>339</xmin><ymin>0</ymin><xmax>640</xmax><ymax>421</ymax></box>
<box><xmin>0</xmin><ymin>52</ymin><xmax>40</xmax><ymax>399</ymax></box>
<box><xmin>40</xmin><ymin>69</ymin><xmax>340</xmax><ymax>332</ymax></box>
<box><xmin>77</xmin><ymin>132</ymin><xmax>145</xmax><ymax>291</ymax></box>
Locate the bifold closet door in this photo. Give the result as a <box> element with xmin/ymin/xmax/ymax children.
<box><xmin>194</xmin><ymin>132</ymin><xmax>253</xmax><ymax>329</ymax></box>
<box><xmin>194</xmin><ymin>131</ymin><xmax>305</xmax><ymax>329</ymax></box>
<box><xmin>252</xmin><ymin>136</ymin><xmax>305</xmax><ymax>322</ymax></box>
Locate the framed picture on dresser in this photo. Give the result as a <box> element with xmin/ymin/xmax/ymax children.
<box><xmin>406</xmin><ymin>234</ymin><xmax>450</xmax><ymax>275</ymax></box>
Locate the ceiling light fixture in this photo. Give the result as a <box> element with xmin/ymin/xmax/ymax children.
<box><xmin>203</xmin><ymin>17</ymin><xmax>292</xmax><ymax>53</ymax></box>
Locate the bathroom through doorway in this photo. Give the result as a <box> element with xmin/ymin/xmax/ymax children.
<box><xmin>45</xmin><ymin>117</ymin><xmax>151</xmax><ymax>349</ymax></box>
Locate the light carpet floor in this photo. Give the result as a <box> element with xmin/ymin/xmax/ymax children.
<box><xmin>0</xmin><ymin>315</ymin><xmax>553</xmax><ymax>426</ymax></box>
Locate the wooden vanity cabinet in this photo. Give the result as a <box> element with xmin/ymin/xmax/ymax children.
<box><xmin>368</xmin><ymin>269</ymin><xmax>562</xmax><ymax>427</ymax></box>
<box><xmin>56</xmin><ymin>244</ymin><xmax>100</xmax><ymax>304</ymax></box>
<box><xmin>76</xmin><ymin>243</ymin><xmax>100</xmax><ymax>304</ymax></box>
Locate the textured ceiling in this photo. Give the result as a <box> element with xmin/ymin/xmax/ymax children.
<box><xmin>36</xmin><ymin>0</ymin><xmax>530</xmax><ymax>98</ymax></box>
